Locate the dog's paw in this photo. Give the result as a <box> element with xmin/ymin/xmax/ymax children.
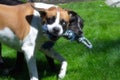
<box><xmin>30</xmin><ymin>77</ymin><xmax>38</xmax><ymax>80</ymax></box>
<box><xmin>58</xmin><ymin>61</ymin><xmax>67</xmax><ymax>79</ymax></box>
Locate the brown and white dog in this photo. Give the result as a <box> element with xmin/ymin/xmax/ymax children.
<box><xmin>0</xmin><ymin>2</ymin><xmax>71</xmax><ymax>80</ymax></box>
<box><xmin>0</xmin><ymin>1</ymin><xmax>93</xmax><ymax>80</ymax></box>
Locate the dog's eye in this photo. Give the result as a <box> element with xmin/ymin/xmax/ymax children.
<box><xmin>46</xmin><ymin>16</ymin><xmax>56</xmax><ymax>24</ymax></box>
<box><xmin>60</xmin><ymin>19</ymin><xmax>67</xmax><ymax>28</ymax></box>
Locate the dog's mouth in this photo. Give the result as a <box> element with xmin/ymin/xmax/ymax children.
<box><xmin>43</xmin><ymin>25</ymin><xmax>92</xmax><ymax>48</ymax></box>
<box><xmin>42</xmin><ymin>25</ymin><xmax>60</xmax><ymax>41</ymax></box>
<box><xmin>42</xmin><ymin>24</ymin><xmax>63</xmax><ymax>36</ymax></box>
<box><xmin>63</xmin><ymin>30</ymin><xmax>92</xmax><ymax>49</ymax></box>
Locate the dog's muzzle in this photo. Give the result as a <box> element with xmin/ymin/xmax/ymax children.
<box><xmin>53</xmin><ymin>27</ymin><xmax>60</xmax><ymax>34</ymax></box>
<box><xmin>63</xmin><ymin>30</ymin><xmax>92</xmax><ymax>49</ymax></box>
<box><xmin>42</xmin><ymin>25</ymin><xmax>59</xmax><ymax>41</ymax></box>
<box><xmin>42</xmin><ymin>24</ymin><xmax>62</xmax><ymax>36</ymax></box>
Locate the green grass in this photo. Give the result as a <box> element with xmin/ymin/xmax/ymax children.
<box><xmin>1</xmin><ymin>0</ymin><xmax>120</xmax><ymax>80</ymax></box>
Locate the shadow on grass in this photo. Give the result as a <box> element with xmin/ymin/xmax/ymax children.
<box><xmin>55</xmin><ymin>37</ymin><xmax>120</xmax><ymax>55</ymax></box>
<box><xmin>1</xmin><ymin>38</ymin><xmax>120</xmax><ymax>80</ymax></box>
<box><xmin>0</xmin><ymin>57</ymin><xmax>60</xmax><ymax>80</ymax></box>
<box><xmin>91</xmin><ymin>38</ymin><xmax>120</xmax><ymax>54</ymax></box>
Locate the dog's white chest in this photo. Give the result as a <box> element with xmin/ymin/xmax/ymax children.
<box><xmin>0</xmin><ymin>27</ymin><xmax>21</xmax><ymax>50</ymax></box>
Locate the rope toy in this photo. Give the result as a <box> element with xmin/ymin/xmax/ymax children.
<box><xmin>63</xmin><ymin>30</ymin><xmax>76</xmax><ymax>41</ymax></box>
<box><xmin>63</xmin><ymin>30</ymin><xmax>92</xmax><ymax>49</ymax></box>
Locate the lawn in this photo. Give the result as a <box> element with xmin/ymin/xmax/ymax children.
<box><xmin>0</xmin><ymin>0</ymin><xmax>120</xmax><ymax>80</ymax></box>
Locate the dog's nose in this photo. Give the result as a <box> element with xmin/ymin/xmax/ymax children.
<box><xmin>53</xmin><ymin>27</ymin><xmax>60</xmax><ymax>34</ymax></box>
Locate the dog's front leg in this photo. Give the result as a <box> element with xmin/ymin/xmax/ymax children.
<box><xmin>22</xmin><ymin>43</ymin><xmax>38</xmax><ymax>80</ymax></box>
<box><xmin>49</xmin><ymin>48</ymin><xmax>68</xmax><ymax>80</ymax></box>
<box><xmin>41</xmin><ymin>48</ymin><xmax>67</xmax><ymax>79</ymax></box>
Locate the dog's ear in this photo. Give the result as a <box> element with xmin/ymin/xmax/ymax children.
<box><xmin>31</xmin><ymin>5</ymin><xmax>47</xmax><ymax>24</ymax></box>
<box><xmin>31</xmin><ymin>5</ymin><xmax>47</xmax><ymax>18</ymax></box>
<box><xmin>38</xmin><ymin>9</ymin><xmax>47</xmax><ymax>19</ymax></box>
<box><xmin>68</xmin><ymin>10</ymin><xmax>77</xmax><ymax>17</ymax></box>
<box><xmin>66</xmin><ymin>10</ymin><xmax>78</xmax><ymax>24</ymax></box>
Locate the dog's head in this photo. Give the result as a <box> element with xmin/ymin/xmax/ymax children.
<box><xmin>63</xmin><ymin>10</ymin><xmax>84</xmax><ymax>40</ymax></box>
<box><xmin>68</xmin><ymin>11</ymin><xmax>84</xmax><ymax>38</ymax></box>
<box><xmin>34</xmin><ymin>7</ymin><xmax>70</xmax><ymax>37</ymax></box>
<box><xmin>63</xmin><ymin>10</ymin><xmax>92</xmax><ymax>48</ymax></box>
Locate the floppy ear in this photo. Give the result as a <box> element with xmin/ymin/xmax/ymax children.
<box><xmin>66</xmin><ymin>10</ymin><xmax>78</xmax><ymax>24</ymax></box>
<box><xmin>68</xmin><ymin>10</ymin><xmax>77</xmax><ymax>17</ymax></box>
<box><xmin>38</xmin><ymin>9</ymin><xmax>46</xmax><ymax>19</ymax></box>
<box><xmin>31</xmin><ymin>5</ymin><xmax>47</xmax><ymax>18</ymax></box>
<box><xmin>67</xmin><ymin>10</ymin><xmax>84</xmax><ymax>31</ymax></box>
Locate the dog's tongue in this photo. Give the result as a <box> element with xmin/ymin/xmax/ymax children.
<box><xmin>78</xmin><ymin>36</ymin><xmax>92</xmax><ymax>49</ymax></box>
